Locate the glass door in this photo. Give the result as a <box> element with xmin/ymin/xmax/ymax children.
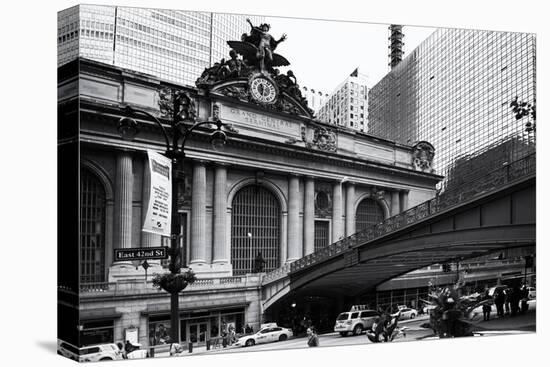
<box><xmin>187</xmin><ymin>322</ymin><xmax>208</xmax><ymax>345</ymax></box>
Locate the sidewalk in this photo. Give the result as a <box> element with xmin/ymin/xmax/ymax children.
<box><xmin>470</xmin><ymin>300</ymin><xmax>536</xmax><ymax>331</ymax></box>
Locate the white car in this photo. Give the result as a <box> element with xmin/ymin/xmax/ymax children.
<box><xmin>58</xmin><ymin>341</ymin><xmax>124</xmax><ymax>362</ymax></box>
<box><xmin>233</xmin><ymin>325</ymin><xmax>293</xmax><ymax>347</ymax></box>
<box><xmin>398</xmin><ymin>308</ymin><xmax>418</xmax><ymax>320</ymax></box>
<box><xmin>334</xmin><ymin>309</ymin><xmax>380</xmax><ymax>336</ymax></box>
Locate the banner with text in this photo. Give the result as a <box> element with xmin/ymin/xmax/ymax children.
<box><xmin>143</xmin><ymin>150</ymin><xmax>172</xmax><ymax>236</ymax></box>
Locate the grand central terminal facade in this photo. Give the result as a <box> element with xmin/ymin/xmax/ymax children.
<box><xmin>58</xmin><ymin>54</ymin><xmax>441</xmax><ymax>348</ymax></box>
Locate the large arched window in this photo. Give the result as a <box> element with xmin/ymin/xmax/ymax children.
<box><xmin>80</xmin><ymin>168</ymin><xmax>106</xmax><ymax>283</ymax></box>
<box><xmin>231</xmin><ymin>185</ymin><xmax>280</xmax><ymax>275</ymax></box>
<box><xmin>356</xmin><ymin>198</ymin><xmax>384</xmax><ymax>232</ymax></box>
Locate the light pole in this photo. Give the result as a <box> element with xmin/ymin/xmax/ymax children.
<box><xmin>247</xmin><ymin>232</ymin><xmax>252</xmax><ymax>273</ymax></box>
<box><xmin>117</xmin><ymin>88</ymin><xmax>227</xmax><ymax>345</ymax></box>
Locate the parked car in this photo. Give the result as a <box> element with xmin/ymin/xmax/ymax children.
<box><xmin>126</xmin><ymin>343</ymin><xmax>148</xmax><ymax>359</ymax></box>
<box><xmin>398</xmin><ymin>307</ymin><xmax>418</xmax><ymax>320</ymax></box>
<box><xmin>233</xmin><ymin>324</ymin><xmax>293</xmax><ymax>347</ymax></box>
<box><xmin>334</xmin><ymin>306</ymin><xmax>380</xmax><ymax>336</ymax></box>
<box><xmin>58</xmin><ymin>341</ymin><xmax>124</xmax><ymax>362</ymax></box>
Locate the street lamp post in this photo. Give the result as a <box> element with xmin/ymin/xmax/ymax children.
<box><xmin>117</xmin><ymin>88</ymin><xmax>227</xmax><ymax>345</ymax></box>
<box><xmin>247</xmin><ymin>232</ymin><xmax>253</xmax><ymax>273</ymax></box>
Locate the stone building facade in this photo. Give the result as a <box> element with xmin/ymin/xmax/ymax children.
<box><xmin>58</xmin><ymin>58</ymin><xmax>441</xmax><ymax>349</ymax></box>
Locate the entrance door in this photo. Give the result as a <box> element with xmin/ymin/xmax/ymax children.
<box><xmin>188</xmin><ymin>322</ymin><xmax>208</xmax><ymax>345</ymax></box>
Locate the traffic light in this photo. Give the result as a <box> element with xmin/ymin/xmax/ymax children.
<box><xmin>525</xmin><ymin>255</ymin><xmax>534</xmax><ymax>268</ymax></box>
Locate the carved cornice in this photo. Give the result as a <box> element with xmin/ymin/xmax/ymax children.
<box><xmin>79</xmin><ymin>101</ymin><xmax>443</xmax><ymax>185</ymax></box>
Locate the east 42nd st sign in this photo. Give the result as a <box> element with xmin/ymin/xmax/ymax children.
<box><xmin>114</xmin><ymin>247</ymin><xmax>168</xmax><ymax>261</ymax></box>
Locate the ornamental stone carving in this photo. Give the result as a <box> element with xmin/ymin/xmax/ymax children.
<box><xmin>412</xmin><ymin>141</ymin><xmax>435</xmax><ymax>173</ymax></box>
<box><xmin>307</xmin><ymin>126</ymin><xmax>337</xmax><ymax>152</ymax></box>
<box><xmin>370</xmin><ymin>187</ymin><xmax>386</xmax><ymax>200</ymax></box>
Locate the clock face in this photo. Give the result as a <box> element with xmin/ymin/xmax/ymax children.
<box><xmin>249</xmin><ymin>76</ymin><xmax>278</xmax><ymax>104</ymax></box>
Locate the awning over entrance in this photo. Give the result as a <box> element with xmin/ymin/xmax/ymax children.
<box><xmin>142</xmin><ymin>295</ymin><xmax>250</xmax><ymax>316</ymax></box>
<box><xmin>80</xmin><ymin>307</ymin><xmax>123</xmax><ymax>321</ymax></box>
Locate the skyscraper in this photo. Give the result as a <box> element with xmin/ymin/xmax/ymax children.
<box><xmin>300</xmin><ymin>86</ymin><xmax>329</xmax><ymax>114</ymax></box>
<box><xmin>57</xmin><ymin>5</ymin><xmax>264</xmax><ymax>86</ymax></box>
<box><xmin>317</xmin><ymin>69</ymin><xmax>370</xmax><ymax>132</ymax></box>
<box><xmin>368</xmin><ymin>28</ymin><xmax>536</xmax><ymax>181</ymax></box>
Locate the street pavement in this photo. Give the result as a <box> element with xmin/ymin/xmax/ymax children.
<box><xmin>169</xmin><ymin>300</ymin><xmax>536</xmax><ymax>357</ymax></box>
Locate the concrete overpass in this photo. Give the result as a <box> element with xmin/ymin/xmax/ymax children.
<box><xmin>261</xmin><ymin>154</ymin><xmax>535</xmax><ymax>311</ymax></box>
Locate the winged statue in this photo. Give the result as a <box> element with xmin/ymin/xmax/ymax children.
<box><xmin>227</xmin><ymin>18</ymin><xmax>290</xmax><ymax>72</ymax></box>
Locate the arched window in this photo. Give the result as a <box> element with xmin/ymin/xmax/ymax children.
<box><xmin>231</xmin><ymin>185</ymin><xmax>280</xmax><ymax>275</ymax></box>
<box><xmin>80</xmin><ymin>168</ymin><xmax>106</xmax><ymax>283</ymax></box>
<box><xmin>356</xmin><ymin>198</ymin><xmax>384</xmax><ymax>232</ymax></box>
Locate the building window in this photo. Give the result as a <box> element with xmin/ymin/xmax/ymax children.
<box><xmin>81</xmin><ymin>320</ymin><xmax>114</xmax><ymax>346</ymax></box>
<box><xmin>80</xmin><ymin>168</ymin><xmax>106</xmax><ymax>283</ymax></box>
<box><xmin>355</xmin><ymin>198</ymin><xmax>384</xmax><ymax>232</ymax></box>
<box><xmin>314</xmin><ymin>220</ymin><xmax>330</xmax><ymax>251</ymax></box>
<box><xmin>231</xmin><ymin>185</ymin><xmax>280</xmax><ymax>275</ymax></box>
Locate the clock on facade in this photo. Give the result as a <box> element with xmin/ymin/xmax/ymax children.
<box><xmin>249</xmin><ymin>74</ymin><xmax>278</xmax><ymax>104</ymax></box>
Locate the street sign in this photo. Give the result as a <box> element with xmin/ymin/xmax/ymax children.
<box><xmin>114</xmin><ymin>247</ymin><xmax>168</xmax><ymax>261</ymax></box>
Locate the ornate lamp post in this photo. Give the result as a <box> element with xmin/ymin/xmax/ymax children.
<box><xmin>117</xmin><ymin>88</ymin><xmax>227</xmax><ymax>345</ymax></box>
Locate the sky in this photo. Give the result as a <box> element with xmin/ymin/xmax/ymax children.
<box><xmin>265</xmin><ymin>16</ymin><xmax>436</xmax><ymax>93</ymax></box>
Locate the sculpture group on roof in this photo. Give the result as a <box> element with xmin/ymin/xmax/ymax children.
<box><xmin>196</xmin><ymin>19</ymin><xmax>312</xmax><ymax>117</ymax></box>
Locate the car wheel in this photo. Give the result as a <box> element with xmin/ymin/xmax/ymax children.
<box><xmin>245</xmin><ymin>339</ymin><xmax>255</xmax><ymax>347</ymax></box>
<box><xmin>99</xmin><ymin>357</ymin><xmax>113</xmax><ymax>361</ymax></box>
<box><xmin>410</xmin><ymin>313</ymin><xmax>416</xmax><ymax>319</ymax></box>
<box><xmin>339</xmin><ymin>332</ymin><xmax>348</xmax><ymax>337</ymax></box>
<box><xmin>353</xmin><ymin>325</ymin><xmax>363</xmax><ymax>336</ymax></box>
<box><xmin>279</xmin><ymin>334</ymin><xmax>288</xmax><ymax>341</ymax></box>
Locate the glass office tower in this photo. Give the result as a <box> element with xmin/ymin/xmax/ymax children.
<box><xmin>368</xmin><ymin>28</ymin><xmax>536</xmax><ymax>186</ymax></box>
<box><xmin>58</xmin><ymin>5</ymin><xmax>264</xmax><ymax>86</ymax></box>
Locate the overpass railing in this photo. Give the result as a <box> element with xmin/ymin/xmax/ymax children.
<box><xmin>263</xmin><ymin>153</ymin><xmax>535</xmax><ymax>283</ymax></box>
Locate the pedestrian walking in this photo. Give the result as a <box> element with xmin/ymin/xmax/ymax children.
<box><xmin>306</xmin><ymin>327</ymin><xmax>319</xmax><ymax>347</ymax></box>
<box><xmin>504</xmin><ymin>289</ymin><xmax>511</xmax><ymax>315</ymax></box>
<box><xmin>482</xmin><ymin>302</ymin><xmax>492</xmax><ymax>321</ymax></box>
<box><xmin>494</xmin><ymin>289</ymin><xmax>505</xmax><ymax>317</ymax></box>
<box><xmin>510</xmin><ymin>285</ymin><xmax>521</xmax><ymax>316</ymax></box>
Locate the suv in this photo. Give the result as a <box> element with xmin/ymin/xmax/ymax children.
<box><xmin>334</xmin><ymin>306</ymin><xmax>380</xmax><ymax>336</ymax></box>
<box><xmin>58</xmin><ymin>341</ymin><xmax>124</xmax><ymax>362</ymax></box>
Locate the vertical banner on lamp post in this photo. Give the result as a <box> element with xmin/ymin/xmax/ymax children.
<box><xmin>143</xmin><ymin>150</ymin><xmax>172</xmax><ymax>236</ymax></box>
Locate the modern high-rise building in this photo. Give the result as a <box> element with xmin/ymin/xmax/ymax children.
<box><xmin>368</xmin><ymin>28</ymin><xmax>536</xmax><ymax>182</ymax></box>
<box><xmin>57</xmin><ymin>5</ymin><xmax>264</xmax><ymax>86</ymax></box>
<box><xmin>300</xmin><ymin>86</ymin><xmax>329</xmax><ymax>114</ymax></box>
<box><xmin>317</xmin><ymin>69</ymin><xmax>370</xmax><ymax>132</ymax></box>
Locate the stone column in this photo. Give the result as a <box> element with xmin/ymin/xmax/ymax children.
<box><xmin>287</xmin><ymin>175</ymin><xmax>301</xmax><ymax>262</ymax></box>
<box><xmin>141</xmin><ymin>157</ymin><xmax>161</xmax><ymax>266</ymax></box>
<box><xmin>114</xmin><ymin>152</ymin><xmax>133</xmax><ymax>252</ymax></box>
<box><xmin>212</xmin><ymin>164</ymin><xmax>228</xmax><ymax>264</ymax></box>
<box><xmin>190</xmin><ymin>161</ymin><xmax>206</xmax><ymax>264</ymax></box>
<box><xmin>345</xmin><ymin>182</ymin><xmax>356</xmax><ymax>236</ymax></box>
<box><xmin>391</xmin><ymin>190</ymin><xmax>400</xmax><ymax>216</ymax></box>
<box><xmin>399</xmin><ymin>190</ymin><xmax>409</xmax><ymax>212</ymax></box>
<box><xmin>303</xmin><ymin>177</ymin><xmax>315</xmax><ymax>256</ymax></box>
<box><xmin>332</xmin><ymin>181</ymin><xmax>343</xmax><ymax>242</ymax></box>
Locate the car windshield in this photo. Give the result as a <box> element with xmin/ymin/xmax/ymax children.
<box><xmin>337</xmin><ymin>313</ymin><xmax>349</xmax><ymax>321</ymax></box>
